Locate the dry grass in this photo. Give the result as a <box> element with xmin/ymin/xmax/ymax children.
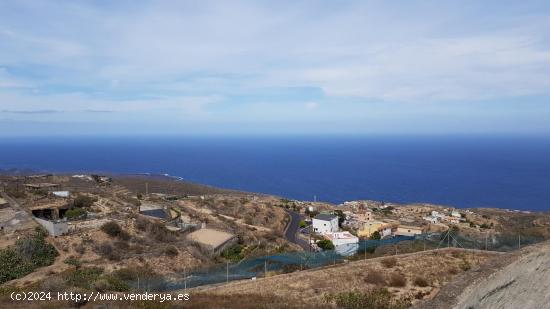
<box><xmin>381</xmin><ymin>257</ymin><xmax>398</xmax><ymax>268</ymax></box>
<box><xmin>389</xmin><ymin>273</ymin><xmax>407</xmax><ymax>287</ymax></box>
<box><xmin>414</xmin><ymin>276</ymin><xmax>430</xmax><ymax>287</ymax></box>
<box><xmin>196</xmin><ymin>248</ymin><xmax>499</xmax><ymax>306</ymax></box>
<box><xmin>364</xmin><ymin>270</ymin><xmax>386</xmax><ymax>286</ymax></box>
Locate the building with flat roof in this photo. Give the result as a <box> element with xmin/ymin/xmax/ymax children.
<box><xmin>313</xmin><ymin>214</ymin><xmax>339</xmax><ymax>234</ymax></box>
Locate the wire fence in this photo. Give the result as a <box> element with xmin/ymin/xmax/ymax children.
<box><xmin>127</xmin><ymin>231</ymin><xmax>546</xmax><ymax>292</ymax></box>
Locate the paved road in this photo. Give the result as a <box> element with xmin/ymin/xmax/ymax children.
<box><xmin>284</xmin><ymin>210</ymin><xmax>310</xmax><ymax>251</ymax></box>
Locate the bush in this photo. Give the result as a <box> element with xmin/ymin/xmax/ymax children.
<box><xmin>136</xmin><ymin>217</ymin><xmax>150</xmax><ymax>231</ymax></box>
<box><xmin>325</xmin><ymin>288</ymin><xmax>410</xmax><ymax>309</ymax></box>
<box><xmin>460</xmin><ymin>260</ymin><xmax>471</xmax><ymax>271</ymax></box>
<box><xmin>164</xmin><ymin>245</ymin><xmax>179</xmax><ymax>257</ymax></box>
<box><xmin>365</xmin><ymin>270</ymin><xmax>386</xmax><ymax>286</ymax></box>
<box><xmin>64</xmin><ymin>257</ymin><xmax>81</xmax><ymax>268</ymax></box>
<box><xmin>101</xmin><ymin>221</ymin><xmax>122</xmax><ymax>237</ymax></box>
<box><xmin>96</xmin><ymin>242</ymin><xmax>120</xmax><ymax>261</ymax></box>
<box><xmin>221</xmin><ymin>245</ymin><xmax>243</xmax><ymax>262</ymax></box>
<box><xmin>371</xmin><ymin>231</ymin><xmax>381</xmax><ymax>240</ymax></box>
<box><xmin>65</xmin><ymin>208</ymin><xmax>87</xmax><ymax>220</ymax></box>
<box><xmin>299</xmin><ymin>220</ymin><xmax>307</xmax><ymax>228</ymax></box>
<box><xmin>317</xmin><ymin>239</ymin><xmax>335</xmax><ymax>251</ymax></box>
<box><xmin>413</xmin><ymin>276</ymin><xmax>429</xmax><ymax>287</ymax></box>
<box><xmin>15</xmin><ymin>227</ymin><xmax>58</xmax><ymax>267</ymax></box>
<box><xmin>64</xmin><ymin>267</ymin><xmax>103</xmax><ymax>289</ymax></box>
<box><xmin>0</xmin><ymin>249</ymin><xmax>33</xmax><ymax>284</ymax></box>
<box><xmin>381</xmin><ymin>257</ymin><xmax>397</xmax><ymax>268</ymax></box>
<box><xmin>148</xmin><ymin>222</ymin><xmax>176</xmax><ymax>242</ymax></box>
<box><xmin>389</xmin><ymin>273</ymin><xmax>407</xmax><ymax>287</ymax></box>
<box><xmin>73</xmin><ymin>195</ymin><xmax>97</xmax><ymax>208</ymax></box>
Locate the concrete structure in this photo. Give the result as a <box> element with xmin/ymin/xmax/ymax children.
<box><xmin>324</xmin><ymin>231</ymin><xmax>360</xmax><ymax>256</ymax></box>
<box><xmin>0</xmin><ymin>198</ymin><xmax>8</xmax><ymax>209</ymax></box>
<box><xmin>395</xmin><ymin>225</ymin><xmax>424</xmax><ymax>237</ymax></box>
<box><xmin>34</xmin><ymin>217</ymin><xmax>68</xmax><ymax>236</ymax></box>
<box><xmin>52</xmin><ymin>191</ymin><xmax>70</xmax><ymax>198</ymax></box>
<box><xmin>186</xmin><ymin>228</ymin><xmax>237</xmax><ymax>254</ymax></box>
<box><xmin>24</xmin><ymin>183</ymin><xmax>59</xmax><ymax>190</ymax></box>
<box><xmin>312</xmin><ymin>214</ymin><xmax>339</xmax><ymax>234</ymax></box>
<box><xmin>324</xmin><ymin>231</ymin><xmax>359</xmax><ymax>246</ymax></box>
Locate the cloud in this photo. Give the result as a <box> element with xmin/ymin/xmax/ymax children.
<box><xmin>0</xmin><ymin>1</ymin><xmax>549</xmax><ymax>134</ymax></box>
<box><xmin>0</xmin><ymin>109</ymin><xmax>63</xmax><ymax>114</ymax></box>
<box><xmin>305</xmin><ymin>102</ymin><xmax>319</xmax><ymax>111</ymax></box>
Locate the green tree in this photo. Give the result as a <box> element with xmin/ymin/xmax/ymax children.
<box><xmin>317</xmin><ymin>239</ymin><xmax>335</xmax><ymax>251</ymax></box>
<box><xmin>299</xmin><ymin>220</ymin><xmax>307</xmax><ymax>228</ymax></box>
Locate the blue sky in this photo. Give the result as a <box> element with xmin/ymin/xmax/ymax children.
<box><xmin>1</xmin><ymin>0</ymin><xmax>550</xmax><ymax>136</ymax></box>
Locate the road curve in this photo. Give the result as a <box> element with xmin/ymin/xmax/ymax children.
<box><xmin>284</xmin><ymin>210</ymin><xmax>310</xmax><ymax>251</ymax></box>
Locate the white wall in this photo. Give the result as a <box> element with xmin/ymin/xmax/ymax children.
<box><xmin>312</xmin><ymin>217</ymin><xmax>339</xmax><ymax>234</ymax></box>
<box><xmin>34</xmin><ymin>217</ymin><xmax>68</xmax><ymax>236</ymax></box>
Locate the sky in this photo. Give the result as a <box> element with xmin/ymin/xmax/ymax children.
<box><xmin>1</xmin><ymin>0</ymin><xmax>550</xmax><ymax>136</ymax></box>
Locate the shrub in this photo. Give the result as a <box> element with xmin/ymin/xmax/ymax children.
<box><xmin>299</xmin><ymin>220</ymin><xmax>307</xmax><ymax>228</ymax></box>
<box><xmin>413</xmin><ymin>276</ymin><xmax>429</xmax><ymax>287</ymax></box>
<box><xmin>74</xmin><ymin>243</ymin><xmax>86</xmax><ymax>255</ymax></box>
<box><xmin>64</xmin><ymin>257</ymin><xmax>81</xmax><ymax>268</ymax></box>
<box><xmin>164</xmin><ymin>245</ymin><xmax>179</xmax><ymax>257</ymax></box>
<box><xmin>221</xmin><ymin>245</ymin><xmax>243</xmax><ymax>262</ymax></box>
<box><xmin>371</xmin><ymin>231</ymin><xmax>381</xmax><ymax>240</ymax></box>
<box><xmin>101</xmin><ymin>221</ymin><xmax>122</xmax><ymax>237</ymax></box>
<box><xmin>317</xmin><ymin>239</ymin><xmax>335</xmax><ymax>251</ymax></box>
<box><xmin>136</xmin><ymin>217</ymin><xmax>150</xmax><ymax>231</ymax></box>
<box><xmin>460</xmin><ymin>260</ymin><xmax>471</xmax><ymax>271</ymax></box>
<box><xmin>389</xmin><ymin>273</ymin><xmax>407</xmax><ymax>287</ymax></box>
<box><xmin>365</xmin><ymin>270</ymin><xmax>386</xmax><ymax>286</ymax></box>
<box><xmin>381</xmin><ymin>257</ymin><xmax>397</xmax><ymax>268</ymax></box>
<box><xmin>73</xmin><ymin>195</ymin><xmax>97</xmax><ymax>208</ymax></box>
<box><xmin>93</xmin><ymin>275</ymin><xmax>130</xmax><ymax>292</ymax></box>
<box><xmin>15</xmin><ymin>227</ymin><xmax>58</xmax><ymax>267</ymax></box>
<box><xmin>148</xmin><ymin>222</ymin><xmax>176</xmax><ymax>242</ymax></box>
<box><xmin>96</xmin><ymin>242</ymin><xmax>119</xmax><ymax>260</ymax></box>
<box><xmin>0</xmin><ymin>249</ymin><xmax>33</xmax><ymax>284</ymax></box>
<box><xmin>325</xmin><ymin>288</ymin><xmax>410</xmax><ymax>309</ymax></box>
<box><xmin>64</xmin><ymin>267</ymin><xmax>103</xmax><ymax>289</ymax></box>
<box><xmin>65</xmin><ymin>208</ymin><xmax>87</xmax><ymax>220</ymax></box>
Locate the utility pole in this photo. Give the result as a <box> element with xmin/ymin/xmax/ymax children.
<box><xmin>145</xmin><ymin>182</ymin><xmax>149</xmax><ymax>196</ymax></box>
<box><xmin>519</xmin><ymin>234</ymin><xmax>521</xmax><ymax>250</ymax></box>
<box><xmin>364</xmin><ymin>241</ymin><xmax>367</xmax><ymax>260</ymax></box>
<box><xmin>485</xmin><ymin>233</ymin><xmax>488</xmax><ymax>251</ymax></box>
<box><xmin>264</xmin><ymin>259</ymin><xmax>267</xmax><ymax>277</ymax></box>
<box><xmin>226</xmin><ymin>262</ymin><xmax>229</xmax><ymax>283</ymax></box>
<box><xmin>184</xmin><ymin>266</ymin><xmax>186</xmax><ymax>291</ymax></box>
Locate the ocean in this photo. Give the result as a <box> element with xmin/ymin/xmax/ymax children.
<box><xmin>0</xmin><ymin>135</ymin><xmax>549</xmax><ymax>211</ymax></box>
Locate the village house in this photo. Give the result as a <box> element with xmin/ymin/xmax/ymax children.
<box><xmin>323</xmin><ymin>231</ymin><xmax>359</xmax><ymax>246</ymax></box>
<box><xmin>312</xmin><ymin>214</ymin><xmax>339</xmax><ymax>234</ymax></box>
<box><xmin>394</xmin><ymin>225</ymin><xmax>425</xmax><ymax>237</ymax></box>
<box><xmin>357</xmin><ymin>220</ymin><xmax>395</xmax><ymax>238</ymax></box>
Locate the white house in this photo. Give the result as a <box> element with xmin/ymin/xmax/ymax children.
<box><xmin>324</xmin><ymin>231</ymin><xmax>359</xmax><ymax>246</ymax></box>
<box><xmin>451</xmin><ymin>210</ymin><xmax>461</xmax><ymax>218</ymax></box>
<box><xmin>424</xmin><ymin>216</ymin><xmax>439</xmax><ymax>224</ymax></box>
<box><xmin>312</xmin><ymin>214</ymin><xmax>339</xmax><ymax>234</ymax></box>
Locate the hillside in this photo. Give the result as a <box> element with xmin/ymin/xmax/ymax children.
<box><xmin>414</xmin><ymin>241</ymin><xmax>550</xmax><ymax>309</ymax></box>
